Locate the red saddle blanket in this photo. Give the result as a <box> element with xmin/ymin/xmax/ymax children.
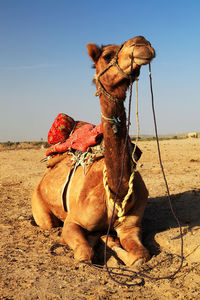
<box><xmin>46</xmin><ymin>113</ymin><xmax>103</xmax><ymax>156</ymax></box>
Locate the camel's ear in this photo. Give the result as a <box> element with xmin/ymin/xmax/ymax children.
<box><xmin>87</xmin><ymin>43</ymin><xmax>102</xmax><ymax>63</ymax></box>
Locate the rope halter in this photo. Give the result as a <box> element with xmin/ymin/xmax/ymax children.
<box><xmin>94</xmin><ymin>41</ymin><xmax>149</xmax><ymax>102</ymax></box>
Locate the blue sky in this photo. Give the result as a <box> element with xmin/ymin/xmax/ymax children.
<box><xmin>0</xmin><ymin>0</ymin><xmax>200</xmax><ymax>142</ymax></box>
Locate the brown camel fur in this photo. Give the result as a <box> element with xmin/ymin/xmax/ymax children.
<box><xmin>31</xmin><ymin>36</ymin><xmax>155</xmax><ymax>266</ymax></box>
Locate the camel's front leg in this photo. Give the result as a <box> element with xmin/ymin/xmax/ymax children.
<box><xmin>61</xmin><ymin>217</ymin><xmax>94</xmax><ymax>263</ymax></box>
<box><xmin>100</xmin><ymin>229</ymin><xmax>149</xmax><ymax>266</ymax></box>
<box><xmin>114</xmin><ymin>172</ymin><xmax>150</xmax><ymax>266</ymax></box>
<box><xmin>115</xmin><ymin>224</ymin><xmax>150</xmax><ymax>266</ymax></box>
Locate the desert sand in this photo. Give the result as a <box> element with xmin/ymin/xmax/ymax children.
<box><xmin>0</xmin><ymin>138</ymin><xmax>200</xmax><ymax>299</ymax></box>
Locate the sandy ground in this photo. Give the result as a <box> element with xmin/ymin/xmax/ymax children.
<box><xmin>0</xmin><ymin>138</ymin><xmax>200</xmax><ymax>299</ymax></box>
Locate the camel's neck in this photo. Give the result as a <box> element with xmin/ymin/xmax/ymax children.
<box><xmin>100</xmin><ymin>95</ymin><xmax>131</xmax><ymax>198</ymax></box>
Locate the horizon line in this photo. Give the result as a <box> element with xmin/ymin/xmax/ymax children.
<box><xmin>0</xmin><ymin>63</ymin><xmax>60</xmax><ymax>71</ymax></box>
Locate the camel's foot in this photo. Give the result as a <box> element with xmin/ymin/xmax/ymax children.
<box><xmin>61</xmin><ymin>220</ymin><xmax>95</xmax><ymax>264</ymax></box>
<box><xmin>132</xmin><ymin>258</ymin><xmax>145</xmax><ymax>268</ymax></box>
<box><xmin>113</xmin><ymin>245</ymin><xmax>150</xmax><ymax>267</ymax></box>
<box><xmin>74</xmin><ymin>244</ymin><xmax>94</xmax><ymax>263</ymax></box>
<box><xmin>111</xmin><ymin>245</ymin><xmax>150</xmax><ymax>266</ymax></box>
<box><xmin>61</xmin><ymin>236</ymin><xmax>94</xmax><ymax>263</ymax></box>
<box><xmin>101</xmin><ymin>235</ymin><xmax>150</xmax><ymax>266</ymax></box>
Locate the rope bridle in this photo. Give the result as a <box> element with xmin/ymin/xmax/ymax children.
<box><xmin>94</xmin><ymin>42</ymin><xmax>147</xmax><ymax>102</ymax></box>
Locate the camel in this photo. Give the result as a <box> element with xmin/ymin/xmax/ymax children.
<box><xmin>31</xmin><ymin>36</ymin><xmax>155</xmax><ymax>266</ymax></box>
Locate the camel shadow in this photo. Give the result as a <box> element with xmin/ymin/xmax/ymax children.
<box><xmin>142</xmin><ymin>189</ymin><xmax>200</xmax><ymax>255</ymax></box>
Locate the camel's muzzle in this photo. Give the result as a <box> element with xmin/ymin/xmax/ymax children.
<box><xmin>130</xmin><ymin>42</ymin><xmax>156</xmax><ymax>66</ymax></box>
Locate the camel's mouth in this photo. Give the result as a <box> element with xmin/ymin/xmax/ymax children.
<box><xmin>133</xmin><ymin>57</ymin><xmax>153</xmax><ymax>66</ymax></box>
<box><xmin>132</xmin><ymin>44</ymin><xmax>156</xmax><ymax>66</ymax></box>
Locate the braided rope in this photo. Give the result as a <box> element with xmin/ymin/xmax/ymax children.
<box><xmin>103</xmin><ymin>164</ymin><xmax>135</xmax><ymax>223</ymax></box>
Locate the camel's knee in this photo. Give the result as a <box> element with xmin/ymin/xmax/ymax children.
<box><xmin>117</xmin><ymin>226</ymin><xmax>143</xmax><ymax>249</ymax></box>
<box><xmin>100</xmin><ymin>235</ymin><xmax>121</xmax><ymax>249</ymax></box>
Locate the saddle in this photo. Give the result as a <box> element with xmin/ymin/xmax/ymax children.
<box><xmin>46</xmin><ymin>113</ymin><xmax>103</xmax><ymax>157</ymax></box>
<box><xmin>45</xmin><ymin>113</ymin><xmax>142</xmax><ymax>168</ymax></box>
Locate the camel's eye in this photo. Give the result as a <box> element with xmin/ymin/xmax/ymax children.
<box><xmin>103</xmin><ymin>53</ymin><xmax>113</xmax><ymax>62</ymax></box>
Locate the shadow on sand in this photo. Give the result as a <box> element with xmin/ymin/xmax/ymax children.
<box><xmin>143</xmin><ymin>189</ymin><xmax>200</xmax><ymax>255</ymax></box>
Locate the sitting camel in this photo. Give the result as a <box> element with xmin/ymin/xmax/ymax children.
<box><xmin>32</xmin><ymin>36</ymin><xmax>155</xmax><ymax>266</ymax></box>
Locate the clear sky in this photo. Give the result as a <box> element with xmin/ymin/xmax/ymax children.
<box><xmin>0</xmin><ymin>0</ymin><xmax>200</xmax><ymax>142</ymax></box>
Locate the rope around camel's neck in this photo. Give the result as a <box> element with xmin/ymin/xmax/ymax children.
<box><xmin>100</xmin><ymin>93</ymin><xmax>132</xmax><ymax>199</ymax></box>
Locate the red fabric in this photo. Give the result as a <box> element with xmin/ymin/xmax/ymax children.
<box><xmin>48</xmin><ymin>113</ymin><xmax>75</xmax><ymax>145</ymax></box>
<box><xmin>75</xmin><ymin>120</ymin><xmax>90</xmax><ymax>130</ymax></box>
<box><xmin>46</xmin><ymin>123</ymin><xmax>103</xmax><ymax>156</ymax></box>
<box><xmin>47</xmin><ymin>114</ymin><xmax>90</xmax><ymax>145</ymax></box>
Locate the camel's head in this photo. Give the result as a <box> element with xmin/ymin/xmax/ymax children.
<box><xmin>87</xmin><ymin>36</ymin><xmax>155</xmax><ymax>100</ymax></box>
<box><xmin>117</xmin><ymin>36</ymin><xmax>155</xmax><ymax>72</ymax></box>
